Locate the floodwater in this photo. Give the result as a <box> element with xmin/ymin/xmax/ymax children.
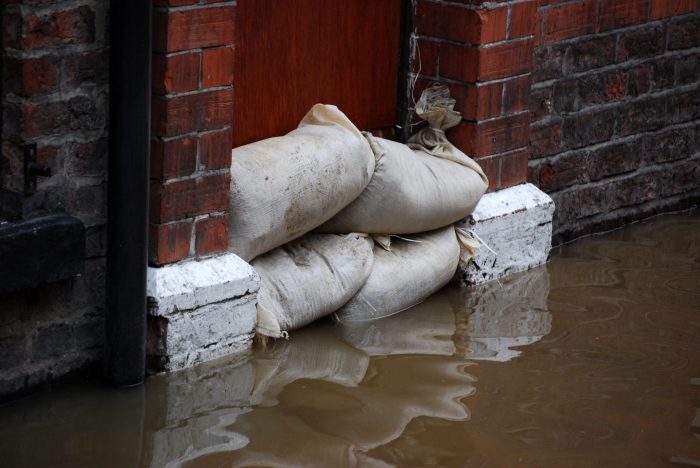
<box><xmin>1</xmin><ymin>212</ymin><xmax>699</xmax><ymax>467</ymax></box>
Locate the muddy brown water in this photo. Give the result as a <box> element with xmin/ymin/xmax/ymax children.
<box><xmin>1</xmin><ymin>212</ymin><xmax>699</xmax><ymax>467</ymax></box>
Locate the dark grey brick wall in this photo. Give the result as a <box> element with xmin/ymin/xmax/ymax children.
<box><xmin>0</xmin><ymin>0</ymin><xmax>109</xmax><ymax>399</ymax></box>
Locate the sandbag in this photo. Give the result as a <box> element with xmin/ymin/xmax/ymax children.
<box><xmin>318</xmin><ymin>85</ymin><xmax>488</xmax><ymax>235</ymax></box>
<box><xmin>252</xmin><ymin>233</ymin><xmax>374</xmax><ymax>338</ymax></box>
<box><xmin>229</xmin><ymin>104</ymin><xmax>375</xmax><ymax>261</ymax></box>
<box><xmin>336</xmin><ymin>226</ymin><xmax>460</xmax><ymax>322</ymax></box>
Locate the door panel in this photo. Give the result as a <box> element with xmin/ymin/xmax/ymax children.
<box><xmin>233</xmin><ymin>0</ymin><xmax>402</xmax><ymax>147</ymax></box>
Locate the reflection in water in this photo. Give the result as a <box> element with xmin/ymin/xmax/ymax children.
<box><xmin>0</xmin><ymin>212</ymin><xmax>699</xmax><ymax>467</ymax></box>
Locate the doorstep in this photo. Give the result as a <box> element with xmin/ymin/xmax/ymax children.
<box><xmin>455</xmin><ymin>183</ymin><xmax>555</xmax><ymax>286</ymax></box>
<box><xmin>146</xmin><ymin>253</ymin><xmax>260</xmax><ymax>372</ymax></box>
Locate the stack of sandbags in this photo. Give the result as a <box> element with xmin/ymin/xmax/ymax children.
<box><xmin>324</xmin><ymin>84</ymin><xmax>488</xmax><ymax>322</ymax></box>
<box><xmin>229</xmin><ymin>85</ymin><xmax>488</xmax><ymax>338</ymax></box>
<box><xmin>228</xmin><ymin>104</ymin><xmax>375</xmax><ymax>262</ymax></box>
<box><xmin>251</xmin><ymin>233</ymin><xmax>373</xmax><ymax>338</ymax></box>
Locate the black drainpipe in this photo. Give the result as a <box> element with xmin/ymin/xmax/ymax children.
<box><xmin>105</xmin><ymin>0</ymin><xmax>151</xmax><ymax>386</ymax></box>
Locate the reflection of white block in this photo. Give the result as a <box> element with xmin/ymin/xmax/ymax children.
<box><xmin>456</xmin><ymin>183</ymin><xmax>554</xmax><ymax>286</ymax></box>
<box><xmin>146</xmin><ymin>253</ymin><xmax>260</xmax><ymax>372</ymax></box>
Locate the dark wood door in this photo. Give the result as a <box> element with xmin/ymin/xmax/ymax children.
<box><xmin>233</xmin><ymin>0</ymin><xmax>402</xmax><ymax>147</ymax></box>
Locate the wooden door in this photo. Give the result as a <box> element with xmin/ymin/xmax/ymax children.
<box><xmin>233</xmin><ymin>0</ymin><xmax>402</xmax><ymax>147</ymax></box>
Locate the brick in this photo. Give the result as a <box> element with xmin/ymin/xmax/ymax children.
<box><xmin>153</xmin><ymin>52</ymin><xmax>200</xmax><ymax>94</ymax></box>
<box><xmin>202</xmin><ymin>47</ymin><xmax>233</xmax><ymax>88</ymax></box>
<box><xmin>153</xmin><ymin>6</ymin><xmax>235</xmax><ymax>53</ymax></box>
<box><xmin>616</xmin><ymin>25</ymin><xmax>665</xmax><ymax>62</ymax></box>
<box><xmin>152</xmin><ymin>89</ymin><xmax>233</xmax><ymax>137</ymax></box>
<box><xmin>510</xmin><ymin>1</ymin><xmax>537</xmax><ymax>39</ymax></box>
<box><xmin>22</xmin><ymin>96</ymin><xmax>103</xmax><ymax>139</ymax></box>
<box><xmin>643</xmin><ymin>127</ymin><xmax>693</xmax><ymax>164</ymax></box>
<box><xmin>667</xmin><ymin>17</ymin><xmax>700</xmax><ymax>50</ymax></box>
<box><xmin>20</xmin><ymin>56</ymin><xmax>59</xmax><ymax>96</ymax></box>
<box><xmin>195</xmin><ymin>214</ymin><xmax>229</xmax><ymax>256</ymax></box>
<box><xmin>474</xmin><ymin>156</ymin><xmax>500</xmax><ymax>191</ymax></box>
<box><xmin>552</xmin><ymin>79</ymin><xmax>577</xmax><ymax>113</ymax></box>
<box><xmin>578</xmin><ymin>74</ymin><xmax>604</xmax><ymax>107</ymax></box>
<box><xmin>447</xmin><ymin>81</ymin><xmax>502</xmax><ymax>121</ymax></box>
<box><xmin>603</xmin><ymin>70</ymin><xmax>628</xmax><ymax>101</ymax></box>
<box><xmin>415</xmin><ymin>39</ymin><xmax>440</xmax><ymax>77</ymax></box>
<box><xmin>652</xmin><ymin>57</ymin><xmax>676</xmax><ymax>90</ymax></box>
<box><xmin>450</xmin><ymin>113</ymin><xmax>530</xmax><ymax>157</ymax></box>
<box><xmin>588</xmin><ymin>140</ymin><xmax>641</xmax><ymax>181</ymax></box>
<box><xmin>616</xmin><ymin>96</ymin><xmax>666</xmax><ymax>136</ymax></box>
<box><xmin>503</xmin><ymin>76</ymin><xmax>531</xmax><ymax>115</ymax></box>
<box><xmin>598</xmin><ymin>0</ymin><xmax>649</xmax><ymax>32</ymax></box>
<box><xmin>533</xmin><ymin>43</ymin><xmax>565</xmax><ymax>82</ymax></box>
<box><xmin>150</xmin><ymin>136</ymin><xmax>197</xmax><ymax>180</ymax></box>
<box><xmin>149</xmin><ymin>221</ymin><xmax>192</xmax><ymax>265</ymax></box>
<box><xmin>529</xmin><ymin>85</ymin><xmax>553</xmax><ymax>122</ymax></box>
<box><xmin>650</xmin><ymin>0</ymin><xmax>697</xmax><ymax>19</ymax></box>
<box><xmin>64</xmin><ymin>138</ymin><xmax>108</xmax><ymax>178</ymax></box>
<box><xmin>666</xmin><ymin>89</ymin><xmax>700</xmax><ymax>124</ymax></box>
<box><xmin>199</xmin><ymin>129</ymin><xmax>232</xmax><ymax>170</ymax></box>
<box><xmin>62</xmin><ymin>51</ymin><xmax>109</xmax><ymax>88</ymax></box>
<box><xmin>477</xmin><ymin>39</ymin><xmax>534</xmax><ymax>81</ymax></box>
<box><xmin>543</xmin><ymin>0</ymin><xmax>596</xmax><ymax>42</ymax></box>
<box><xmin>416</xmin><ymin>1</ymin><xmax>507</xmax><ymax>44</ymax></box>
<box><xmin>442</xmin><ymin>39</ymin><xmax>534</xmax><ymax>82</ymax></box>
<box><xmin>530</xmin><ymin>122</ymin><xmax>562</xmax><ymax>158</ymax></box>
<box><xmin>436</xmin><ymin>43</ymin><xmax>477</xmax><ymax>81</ymax></box>
<box><xmin>564</xmin><ymin>35</ymin><xmax>616</xmax><ymax>74</ymax></box>
<box><xmin>562</xmin><ymin>107</ymin><xmax>617</xmax><ymax>149</ymax></box>
<box><xmin>499</xmin><ymin>149</ymin><xmax>529</xmax><ymax>188</ymax></box>
<box><xmin>627</xmin><ymin>63</ymin><xmax>653</xmax><ymax>96</ymax></box>
<box><xmin>677</xmin><ymin>54</ymin><xmax>700</xmax><ymax>85</ymax></box>
<box><xmin>150</xmin><ymin>173</ymin><xmax>231</xmax><ymax>223</ymax></box>
<box><xmin>536</xmin><ymin>150</ymin><xmax>589</xmax><ymax>191</ymax></box>
<box><xmin>33</xmin><ymin>323</ymin><xmax>75</xmax><ymax>360</ymax></box>
<box><xmin>22</xmin><ymin>6</ymin><xmax>95</xmax><ymax>49</ymax></box>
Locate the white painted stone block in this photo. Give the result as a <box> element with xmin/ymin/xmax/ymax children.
<box><xmin>146</xmin><ymin>253</ymin><xmax>260</xmax><ymax>372</ymax></box>
<box><xmin>147</xmin><ymin>253</ymin><xmax>259</xmax><ymax>316</ymax></box>
<box><xmin>456</xmin><ymin>183</ymin><xmax>554</xmax><ymax>286</ymax></box>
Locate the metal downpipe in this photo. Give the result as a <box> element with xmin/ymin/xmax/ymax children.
<box><xmin>105</xmin><ymin>0</ymin><xmax>151</xmax><ymax>386</ymax></box>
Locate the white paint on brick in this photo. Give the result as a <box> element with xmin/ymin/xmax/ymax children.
<box><xmin>457</xmin><ymin>183</ymin><xmax>555</xmax><ymax>286</ymax></box>
<box><xmin>146</xmin><ymin>253</ymin><xmax>260</xmax><ymax>371</ymax></box>
<box><xmin>147</xmin><ymin>253</ymin><xmax>260</xmax><ymax>316</ymax></box>
<box><xmin>164</xmin><ymin>296</ymin><xmax>257</xmax><ymax>371</ymax></box>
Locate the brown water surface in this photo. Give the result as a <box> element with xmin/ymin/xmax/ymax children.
<box><xmin>1</xmin><ymin>212</ymin><xmax>699</xmax><ymax>467</ymax></box>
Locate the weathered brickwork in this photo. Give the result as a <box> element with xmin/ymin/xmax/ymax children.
<box><xmin>0</xmin><ymin>0</ymin><xmax>109</xmax><ymax>398</ymax></box>
<box><xmin>528</xmin><ymin>0</ymin><xmax>700</xmax><ymax>243</ymax></box>
<box><xmin>413</xmin><ymin>0</ymin><xmax>537</xmax><ymax>191</ymax></box>
<box><xmin>150</xmin><ymin>0</ymin><xmax>235</xmax><ymax>266</ymax></box>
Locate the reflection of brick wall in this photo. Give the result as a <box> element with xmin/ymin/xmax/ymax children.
<box><xmin>413</xmin><ymin>0</ymin><xmax>537</xmax><ymax>191</ymax></box>
<box><xmin>150</xmin><ymin>1</ymin><xmax>235</xmax><ymax>265</ymax></box>
<box><xmin>528</xmin><ymin>0</ymin><xmax>700</xmax><ymax>243</ymax></box>
<box><xmin>0</xmin><ymin>0</ymin><xmax>109</xmax><ymax>399</ymax></box>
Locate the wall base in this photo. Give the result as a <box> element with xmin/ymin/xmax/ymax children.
<box><xmin>456</xmin><ymin>183</ymin><xmax>555</xmax><ymax>286</ymax></box>
<box><xmin>146</xmin><ymin>254</ymin><xmax>260</xmax><ymax>372</ymax></box>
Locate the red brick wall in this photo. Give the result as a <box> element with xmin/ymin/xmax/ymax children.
<box><xmin>150</xmin><ymin>0</ymin><xmax>234</xmax><ymax>265</ymax></box>
<box><xmin>529</xmin><ymin>0</ymin><xmax>700</xmax><ymax>243</ymax></box>
<box><xmin>413</xmin><ymin>0</ymin><xmax>537</xmax><ymax>191</ymax></box>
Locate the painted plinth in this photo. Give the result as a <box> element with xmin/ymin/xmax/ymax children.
<box><xmin>456</xmin><ymin>183</ymin><xmax>555</xmax><ymax>286</ymax></box>
<box><xmin>146</xmin><ymin>253</ymin><xmax>260</xmax><ymax>372</ymax></box>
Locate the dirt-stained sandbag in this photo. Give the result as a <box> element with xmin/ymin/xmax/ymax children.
<box><xmin>252</xmin><ymin>233</ymin><xmax>374</xmax><ymax>338</ymax></box>
<box><xmin>229</xmin><ymin>104</ymin><xmax>375</xmax><ymax>261</ymax></box>
<box><xmin>336</xmin><ymin>226</ymin><xmax>460</xmax><ymax>322</ymax></box>
<box><xmin>318</xmin><ymin>85</ymin><xmax>488</xmax><ymax>235</ymax></box>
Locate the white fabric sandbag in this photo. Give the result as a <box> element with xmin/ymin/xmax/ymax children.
<box><xmin>229</xmin><ymin>104</ymin><xmax>375</xmax><ymax>261</ymax></box>
<box><xmin>252</xmin><ymin>233</ymin><xmax>374</xmax><ymax>338</ymax></box>
<box><xmin>336</xmin><ymin>226</ymin><xmax>460</xmax><ymax>322</ymax></box>
<box><xmin>318</xmin><ymin>85</ymin><xmax>488</xmax><ymax>235</ymax></box>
